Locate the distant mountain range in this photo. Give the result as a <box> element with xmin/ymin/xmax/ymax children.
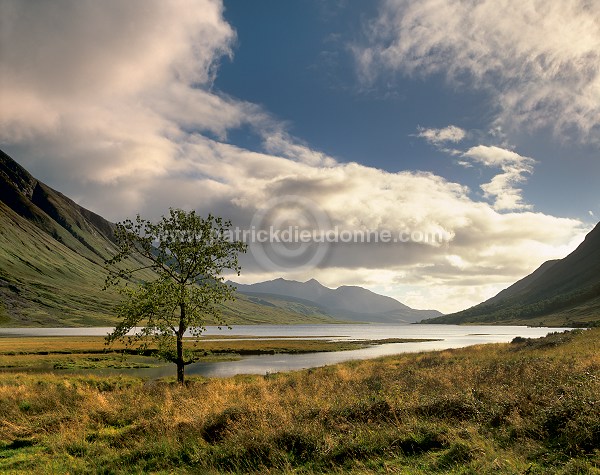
<box><xmin>232</xmin><ymin>278</ymin><xmax>442</xmax><ymax>324</ymax></box>
<box><xmin>424</xmin><ymin>222</ymin><xmax>600</xmax><ymax>327</ymax></box>
<box><xmin>0</xmin><ymin>149</ymin><xmax>435</xmax><ymax>327</ymax></box>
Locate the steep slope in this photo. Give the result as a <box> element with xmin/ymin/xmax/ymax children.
<box><xmin>0</xmin><ymin>149</ymin><xmax>125</xmax><ymax>325</ymax></box>
<box><xmin>0</xmin><ymin>150</ymin><xmax>339</xmax><ymax>326</ymax></box>
<box><xmin>0</xmin><ymin>199</ymin><xmax>118</xmax><ymax>325</ymax></box>
<box><xmin>232</xmin><ymin>278</ymin><xmax>442</xmax><ymax>323</ymax></box>
<box><xmin>484</xmin><ymin>260</ymin><xmax>559</xmax><ymax>305</ymax></box>
<box><xmin>425</xmin><ymin>223</ymin><xmax>600</xmax><ymax>326</ymax></box>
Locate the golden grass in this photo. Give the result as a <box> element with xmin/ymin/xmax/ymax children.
<box><xmin>0</xmin><ymin>335</ymin><xmax>429</xmax><ymax>354</ymax></box>
<box><xmin>0</xmin><ymin>329</ymin><xmax>599</xmax><ymax>473</ymax></box>
<box><xmin>0</xmin><ymin>336</ymin><xmax>126</xmax><ymax>354</ymax></box>
<box><xmin>0</xmin><ymin>335</ymin><xmax>434</xmax><ymax>371</ymax></box>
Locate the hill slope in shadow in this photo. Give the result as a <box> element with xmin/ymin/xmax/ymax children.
<box><xmin>424</xmin><ymin>223</ymin><xmax>600</xmax><ymax>327</ymax></box>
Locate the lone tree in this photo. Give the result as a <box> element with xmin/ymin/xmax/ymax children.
<box><xmin>104</xmin><ymin>208</ymin><xmax>246</xmax><ymax>384</ymax></box>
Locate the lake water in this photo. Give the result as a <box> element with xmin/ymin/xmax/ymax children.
<box><xmin>0</xmin><ymin>324</ymin><xmax>569</xmax><ymax>378</ymax></box>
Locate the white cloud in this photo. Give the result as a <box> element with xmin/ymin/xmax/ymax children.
<box><xmin>262</xmin><ymin>130</ymin><xmax>338</xmax><ymax>167</ymax></box>
<box><xmin>416</xmin><ymin>125</ymin><xmax>466</xmax><ymax>145</ymax></box>
<box><xmin>0</xmin><ymin>0</ymin><xmax>590</xmax><ymax>313</ymax></box>
<box><xmin>356</xmin><ymin>0</ymin><xmax>600</xmax><ymax>142</ymax></box>
<box><xmin>170</xmin><ymin>136</ymin><xmax>587</xmax><ymax>312</ymax></box>
<box><xmin>463</xmin><ymin>146</ymin><xmax>532</xmax><ymax>169</ymax></box>
<box><xmin>0</xmin><ymin>0</ymin><xmax>249</xmax><ymax>183</ymax></box>
<box><xmin>462</xmin><ymin>146</ymin><xmax>535</xmax><ymax>211</ymax></box>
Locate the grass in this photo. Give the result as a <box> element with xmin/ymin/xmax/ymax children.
<box><xmin>194</xmin><ymin>337</ymin><xmax>436</xmax><ymax>356</ymax></box>
<box><xmin>0</xmin><ymin>335</ymin><xmax>435</xmax><ymax>355</ymax></box>
<box><xmin>0</xmin><ymin>336</ymin><xmax>437</xmax><ymax>372</ymax></box>
<box><xmin>0</xmin><ymin>329</ymin><xmax>598</xmax><ymax>473</ymax></box>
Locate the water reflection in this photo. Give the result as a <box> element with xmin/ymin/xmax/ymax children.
<box><xmin>0</xmin><ymin>324</ymin><xmax>567</xmax><ymax>378</ymax></box>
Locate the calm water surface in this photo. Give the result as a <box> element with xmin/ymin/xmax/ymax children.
<box><xmin>0</xmin><ymin>324</ymin><xmax>569</xmax><ymax>378</ymax></box>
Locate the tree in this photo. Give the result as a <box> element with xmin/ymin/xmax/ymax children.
<box><xmin>104</xmin><ymin>208</ymin><xmax>247</xmax><ymax>384</ymax></box>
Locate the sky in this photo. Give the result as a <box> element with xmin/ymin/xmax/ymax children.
<box><xmin>1</xmin><ymin>0</ymin><xmax>599</xmax><ymax>313</ymax></box>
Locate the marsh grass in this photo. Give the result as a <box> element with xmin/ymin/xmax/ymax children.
<box><xmin>0</xmin><ymin>335</ymin><xmax>434</xmax><ymax>354</ymax></box>
<box><xmin>0</xmin><ymin>329</ymin><xmax>598</xmax><ymax>473</ymax></box>
<box><xmin>0</xmin><ymin>336</ymin><xmax>434</xmax><ymax>371</ymax></box>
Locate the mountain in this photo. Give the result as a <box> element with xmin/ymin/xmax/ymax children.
<box><xmin>0</xmin><ymin>150</ymin><xmax>340</xmax><ymax>326</ymax></box>
<box><xmin>0</xmin><ymin>149</ymin><xmax>125</xmax><ymax>326</ymax></box>
<box><xmin>231</xmin><ymin>278</ymin><xmax>443</xmax><ymax>323</ymax></box>
<box><xmin>424</xmin><ymin>223</ymin><xmax>600</xmax><ymax>327</ymax></box>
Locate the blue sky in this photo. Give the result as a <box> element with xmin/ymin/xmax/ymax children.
<box><xmin>1</xmin><ymin>0</ymin><xmax>598</xmax><ymax>312</ymax></box>
<box><xmin>215</xmin><ymin>0</ymin><xmax>599</xmax><ymax>220</ymax></box>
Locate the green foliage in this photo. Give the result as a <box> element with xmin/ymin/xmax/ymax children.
<box><xmin>104</xmin><ymin>208</ymin><xmax>247</xmax><ymax>383</ymax></box>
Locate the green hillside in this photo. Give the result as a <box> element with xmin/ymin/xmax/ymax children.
<box><xmin>0</xmin><ymin>150</ymin><xmax>338</xmax><ymax>327</ymax></box>
<box><xmin>425</xmin><ymin>223</ymin><xmax>600</xmax><ymax>327</ymax></box>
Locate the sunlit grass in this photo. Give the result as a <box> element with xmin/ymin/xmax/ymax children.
<box><xmin>0</xmin><ymin>329</ymin><xmax>598</xmax><ymax>473</ymax></box>
<box><xmin>0</xmin><ymin>335</ymin><xmax>435</xmax><ymax>371</ymax></box>
<box><xmin>0</xmin><ymin>335</ymin><xmax>422</xmax><ymax>356</ymax></box>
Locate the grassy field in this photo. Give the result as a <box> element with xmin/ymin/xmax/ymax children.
<box><xmin>0</xmin><ymin>336</ymin><xmax>435</xmax><ymax>371</ymax></box>
<box><xmin>0</xmin><ymin>329</ymin><xmax>598</xmax><ymax>473</ymax></box>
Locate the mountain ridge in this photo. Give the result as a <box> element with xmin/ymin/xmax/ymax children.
<box><xmin>424</xmin><ymin>222</ymin><xmax>600</xmax><ymax>326</ymax></box>
<box><xmin>231</xmin><ymin>278</ymin><xmax>442</xmax><ymax>324</ymax></box>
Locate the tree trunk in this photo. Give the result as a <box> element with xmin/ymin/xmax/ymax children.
<box><xmin>176</xmin><ymin>333</ymin><xmax>184</xmax><ymax>385</ymax></box>
<box><xmin>177</xmin><ymin>303</ymin><xmax>186</xmax><ymax>385</ymax></box>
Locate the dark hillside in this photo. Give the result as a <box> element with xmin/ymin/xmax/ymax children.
<box><xmin>425</xmin><ymin>223</ymin><xmax>600</xmax><ymax>326</ymax></box>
